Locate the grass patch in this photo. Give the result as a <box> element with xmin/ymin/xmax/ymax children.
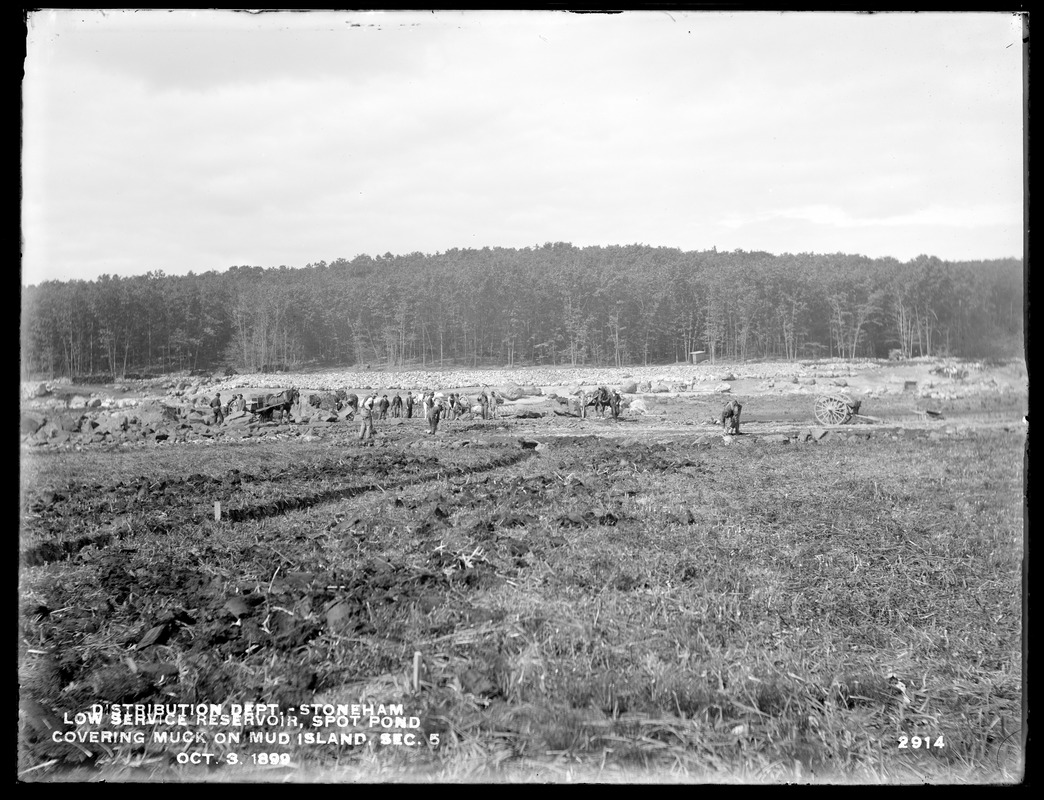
<box><xmin>19</xmin><ymin>429</ymin><xmax>1024</xmax><ymax>782</ymax></box>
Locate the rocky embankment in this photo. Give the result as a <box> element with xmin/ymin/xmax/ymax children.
<box><xmin>209</xmin><ymin>361</ymin><xmax>872</xmax><ymax>396</ymax></box>
<box><xmin>19</xmin><ymin>358</ymin><xmax>1023</xmax><ymax>448</ymax></box>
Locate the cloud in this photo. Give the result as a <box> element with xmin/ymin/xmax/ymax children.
<box><xmin>22</xmin><ymin>10</ymin><xmax>1025</xmax><ymax>284</ymax></box>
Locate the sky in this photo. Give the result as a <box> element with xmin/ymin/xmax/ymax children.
<box><xmin>21</xmin><ymin>9</ymin><xmax>1026</xmax><ymax>287</ymax></box>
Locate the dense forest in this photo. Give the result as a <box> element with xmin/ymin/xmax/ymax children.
<box><xmin>20</xmin><ymin>244</ymin><xmax>1024</xmax><ymax>379</ymax></box>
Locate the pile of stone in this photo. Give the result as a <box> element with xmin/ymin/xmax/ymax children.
<box><xmin>20</xmin><ymin>390</ymin><xmax>378</xmax><ymax>448</ymax></box>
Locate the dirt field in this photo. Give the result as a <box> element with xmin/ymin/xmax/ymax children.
<box><xmin>18</xmin><ymin>358</ymin><xmax>1027</xmax><ymax>784</ymax></box>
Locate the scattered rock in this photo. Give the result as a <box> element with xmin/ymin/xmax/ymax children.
<box><xmin>21</xmin><ymin>413</ymin><xmax>46</xmax><ymax>435</ymax></box>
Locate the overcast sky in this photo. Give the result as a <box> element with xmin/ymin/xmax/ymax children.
<box><xmin>21</xmin><ymin>9</ymin><xmax>1025</xmax><ymax>287</ymax></box>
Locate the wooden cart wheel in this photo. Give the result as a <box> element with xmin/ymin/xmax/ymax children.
<box><xmin>833</xmin><ymin>398</ymin><xmax>852</xmax><ymax>424</ymax></box>
<box><xmin>815</xmin><ymin>395</ymin><xmax>852</xmax><ymax>425</ymax></box>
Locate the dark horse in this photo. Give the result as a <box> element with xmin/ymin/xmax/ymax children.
<box><xmin>580</xmin><ymin>386</ymin><xmax>622</xmax><ymax>419</ymax></box>
<box><xmin>258</xmin><ymin>388</ymin><xmax>299</xmax><ymax>422</ymax></box>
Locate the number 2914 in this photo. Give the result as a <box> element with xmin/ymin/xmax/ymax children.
<box><xmin>898</xmin><ymin>735</ymin><xmax>945</xmax><ymax>749</ymax></box>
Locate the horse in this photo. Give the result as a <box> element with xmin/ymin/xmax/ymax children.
<box><xmin>259</xmin><ymin>388</ymin><xmax>299</xmax><ymax>422</ymax></box>
<box><xmin>578</xmin><ymin>386</ymin><xmax>621</xmax><ymax>419</ymax></box>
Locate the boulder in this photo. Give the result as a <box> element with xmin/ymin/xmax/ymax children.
<box><xmin>136</xmin><ymin>402</ymin><xmax>181</xmax><ymax>427</ymax></box>
<box><xmin>619</xmin><ymin>380</ymin><xmax>638</xmax><ymax>394</ymax></box>
<box><xmin>21</xmin><ymin>413</ymin><xmax>46</xmax><ymax>435</ymax></box>
<box><xmin>715</xmin><ymin>383</ymin><xmax>732</xmax><ymax>393</ymax></box>
<box><xmin>629</xmin><ymin>398</ymin><xmax>650</xmax><ymax>415</ymax></box>
<box><xmin>67</xmin><ymin>395</ymin><xmax>92</xmax><ymax>408</ymax></box>
<box><xmin>33</xmin><ymin>383</ymin><xmax>51</xmax><ymax>398</ymax></box>
<box><xmin>650</xmin><ymin>382</ymin><xmax>670</xmax><ymax>393</ymax></box>
<box><xmin>98</xmin><ymin>414</ymin><xmax>129</xmax><ymax>433</ymax></box>
<box><xmin>58</xmin><ymin>414</ymin><xmax>85</xmax><ymax>433</ymax></box>
<box><xmin>496</xmin><ymin>383</ymin><xmax>524</xmax><ymax>401</ymax></box>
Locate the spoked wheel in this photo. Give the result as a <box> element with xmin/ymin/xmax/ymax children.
<box><xmin>814</xmin><ymin>395</ymin><xmax>852</xmax><ymax>425</ymax></box>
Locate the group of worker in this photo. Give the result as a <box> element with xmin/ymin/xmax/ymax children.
<box><xmin>209</xmin><ymin>392</ymin><xmax>249</xmax><ymax>425</ymax></box>
<box><xmin>353</xmin><ymin>387</ymin><xmax>502</xmax><ymax>444</ymax></box>
<box><xmin>210</xmin><ymin>386</ymin><xmax>743</xmax><ymax>439</ymax></box>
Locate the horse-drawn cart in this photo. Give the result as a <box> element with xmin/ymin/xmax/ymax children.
<box><xmin>246</xmin><ymin>389</ymin><xmax>298</xmax><ymax>421</ymax></box>
<box><xmin>813</xmin><ymin>393</ymin><xmax>875</xmax><ymax>425</ymax></box>
<box><xmin>814</xmin><ymin>392</ymin><xmax>943</xmax><ymax>426</ymax></box>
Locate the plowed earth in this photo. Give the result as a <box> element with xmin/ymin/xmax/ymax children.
<box><xmin>18</xmin><ymin>371</ymin><xmax>1027</xmax><ymax>784</ymax></box>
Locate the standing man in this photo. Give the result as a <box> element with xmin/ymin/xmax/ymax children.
<box><xmin>210</xmin><ymin>393</ymin><xmax>224</xmax><ymax>425</ymax></box>
<box><xmin>479</xmin><ymin>389</ymin><xmax>489</xmax><ymax>420</ymax></box>
<box><xmin>378</xmin><ymin>394</ymin><xmax>390</xmax><ymax>420</ymax></box>
<box><xmin>426</xmin><ymin>395</ymin><xmax>445</xmax><ymax>435</ymax></box>
<box><xmin>405</xmin><ymin>391</ymin><xmax>415</xmax><ymax>419</ymax></box>
<box><xmin>489</xmin><ymin>390</ymin><xmax>499</xmax><ymax>419</ymax></box>
<box><xmin>391</xmin><ymin>394</ymin><xmax>402</xmax><ymax>418</ymax></box>
<box><xmin>359</xmin><ymin>391</ymin><xmax>378</xmax><ymax>444</ymax></box>
<box><xmin>721</xmin><ymin>399</ymin><xmax>743</xmax><ymax>435</ymax></box>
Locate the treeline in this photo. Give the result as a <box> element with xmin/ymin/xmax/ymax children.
<box><xmin>20</xmin><ymin>244</ymin><xmax>1024</xmax><ymax>378</ymax></box>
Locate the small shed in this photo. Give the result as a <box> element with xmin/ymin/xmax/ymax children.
<box><xmin>690</xmin><ymin>350</ymin><xmax>709</xmax><ymax>364</ymax></box>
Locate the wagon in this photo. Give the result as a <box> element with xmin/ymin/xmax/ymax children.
<box><xmin>248</xmin><ymin>399</ymin><xmax>287</xmax><ymax>417</ymax></box>
<box><xmin>814</xmin><ymin>393</ymin><xmax>867</xmax><ymax>425</ymax></box>
<box><xmin>246</xmin><ymin>389</ymin><xmax>299</xmax><ymax>421</ymax></box>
